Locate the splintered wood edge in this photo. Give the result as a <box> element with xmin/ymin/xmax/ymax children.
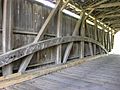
<box><xmin>0</xmin><ymin>54</ymin><xmax>108</xmax><ymax>89</ymax></box>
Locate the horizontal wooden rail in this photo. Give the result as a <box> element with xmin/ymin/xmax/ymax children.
<box><xmin>0</xmin><ymin>36</ymin><xmax>108</xmax><ymax>67</ymax></box>
<box><xmin>0</xmin><ymin>54</ymin><xmax>107</xmax><ymax>88</ymax></box>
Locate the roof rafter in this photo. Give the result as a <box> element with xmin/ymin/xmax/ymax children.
<box><xmin>87</xmin><ymin>2</ymin><xmax>120</xmax><ymax>10</ymax></box>
<box><xmin>86</xmin><ymin>0</ymin><xmax>108</xmax><ymax>9</ymax></box>
<box><xmin>104</xmin><ymin>20</ymin><xmax>120</xmax><ymax>24</ymax></box>
<box><xmin>99</xmin><ymin>14</ymin><xmax>120</xmax><ymax>19</ymax></box>
<box><xmin>96</xmin><ymin>8</ymin><xmax>120</xmax><ymax>18</ymax></box>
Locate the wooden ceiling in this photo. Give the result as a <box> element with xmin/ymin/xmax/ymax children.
<box><xmin>71</xmin><ymin>0</ymin><xmax>120</xmax><ymax>31</ymax></box>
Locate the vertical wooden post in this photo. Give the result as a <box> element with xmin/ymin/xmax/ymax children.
<box><xmin>0</xmin><ymin>0</ymin><xmax>2</xmax><ymax>28</ymax></box>
<box><xmin>104</xmin><ymin>32</ymin><xmax>108</xmax><ymax>51</ymax></box>
<box><xmin>111</xmin><ymin>32</ymin><xmax>114</xmax><ymax>49</ymax></box>
<box><xmin>63</xmin><ymin>11</ymin><xmax>85</xmax><ymax>63</ymax></box>
<box><xmin>85</xmin><ymin>20</ymin><xmax>93</xmax><ymax>56</ymax></box>
<box><xmin>112</xmin><ymin>32</ymin><xmax>115</xmax><ymax>49</ymax></box>
<box><xmin>56</xmin><ymin>1</ymin><xmax>62</xmax><ymax>64</ymax></box>
<box><xmin>56</xmin><ymin>0</ymin><xmax>70</xmax><ymax>64</ymax></box>
<box><xmin>63</xmin><ymin>10</ymin><xmax>94</xmax><ymax>63</ymax></box>
<box><xmin>80</xmin><ymin>15</ymin><xmax>85</xmax><ymax>58</ymax></box>
<box><xmin>106</xmin><ymin>32</ymin><xmax>109</xmax><ymax>51</ymax></box>
<box><xmin>109</xmin><ymin>31</ymin><xmax>112</xmax><ymax>52</ymax></box>
<box><xmin>93</xmin><ymin>19</ymin><xmax>97</xmax><ymax>55</ymax></box>
<box><xmin>104</xmin><ymin>32</ymin><xmax>106</xmax><ymax>49</ymax></box>
<box><xmin>108</xmin><ymin>31</ymin><xmax>111</xmax><ymax>52</ymax></box>
<box><xmin>102</xmin><ymin>30</ymin><xmax>105</xmax><ymax>47</ymax></box>
<box><xmin>2</xmin><ymin>0</ymin><xmax>13</xmax><ymax>76</ymax></box>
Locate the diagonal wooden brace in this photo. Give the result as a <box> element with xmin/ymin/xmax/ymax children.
<box><xmin>18</xmin><ymin>0</ymin><xmax>61</xmax><ymax>73</ymax></box>
<box><xmin>56</xmin><ymin>0</ymin><xmax>70</xmax><ymax>64</ymax></box>
<box><xmin>63</xmin><ymin>11</ymin><xmax>85</xmax><ymax>63</ymax></box>
<box><xmin>63</xmin><ymin>9</ymin><xmax>95</xmax><ymax>63</ymax></box>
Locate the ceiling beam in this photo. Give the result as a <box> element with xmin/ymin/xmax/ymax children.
<box><xmin>87</xmin><ymin>2</ymin><xmax>120</xmax><ymax>10</ymax></box>
<box><xmin>104</xmin><ymin>20</ymin><xmax>120</xmax><ymax>24</ymax></box>
<box><xmin>99</xmin><ymin>14</ymin><xmax>120</xmax><ymax>19</ymax></box>
<box><xmin>97</xmin><ymin>8</ymin><xmax>120</xmax><ymax>18</ymax></box>
<box><xmin>87</xmin><ymin>0</ymin><xmax>108</xmax><ymax>9</ymax></box>
<box><xmin>110</xmin><ymin>24</ymin><xmax>120</xmax><ymax>28</ymax></box>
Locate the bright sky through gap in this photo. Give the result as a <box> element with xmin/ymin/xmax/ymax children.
<box><xmin>110</xmin><ymin>31</ymin><xmax>120</xmax><ymax>54</ymax></box>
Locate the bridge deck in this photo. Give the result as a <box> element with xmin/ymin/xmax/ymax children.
<box><xmin>3</xmin><ymin>55</ymin><xmax>120</xmax><ymax>90</ymax></box>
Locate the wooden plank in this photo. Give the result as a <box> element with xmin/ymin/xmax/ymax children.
<box><xmin>0</xmin><ymin>0</ymin><xmax>2</xmax><ymax>28</ymax></box>
<box><xmin>0</xmin><ymin>36</ymin><xmax>108</xmax><ymax>68</ymax></box>
<box><xmin>99</xmin><ymin>14</ymin><xmax>120</xmax><ymax>19</ymax></box>
<box><xmin>80</xmin><ymin>9</ymin><xmax>94</xmax><ymax>58</ymax></box>
<box><xmin>109</xmin><ymin>32</ymin><xmax>112</xmax><ymax>51</ymax></box>
<box><xmin>0</xmin><ymin>54</ymin><xmax>106</xmax><ymax>89</ymax></box>
<box><xmin>2</xmin><ymin>0</ymin><xmax>14</xmax><ymax>76</ymax></box>
<box><xmin>87</xmin><ymin>2</ymin><xmax>120</xmax><ymax>9</ymax></box>
<box><xmin>108</xmin><ymin>32</ymin><xmax>111</xmax><ymax>52</ymax></box>
<box><xmin>106</xmin><ymin>32</ymin><xmax>109</xmax><ymax>51</ymax></box>
<box><xmin>56</xmin><ymin>0</ymin><xmax>70</xmax><ymax>64</ymax></box>
<box><xmin>85</xmin><ymin>21</ymin><xmax>93</xmax><ymax>56</ymax></box>
<box><xmin>62</xmin><ymin>11</ymin><xmax>85</xmax><ymax>63</ymax></box>
<box><xmin>18</xmin><ymin>0</ymin><xmax>61</xmax><ymax>73</ymax></box>
<box><xmin>56</xmin><ymin>11</ymin><xmax>62</xmax><ymax>64</ymax></box>
<box><xmin>102</xmin><ymin>30</ymin><xmax>105</xmax><ymax>47</ymax></box>
<box><xmin>80</xmin><ymin>18</ymin><xmax>85</xmax><ymax>58</ymax></box>
<box><xmin>62</xmin><ymin>9</ymin><xmax>95</xmax><ymax>63</ymax></box>
<box><xmin>110</xmin><ymin>33</ymin><xmax>113</xmax><ymax>50</ymax></box>
<box><xmin>87</xmin><ymin>0</ymin><xmax>108</xmax><ymax>8</ymax></box>
<box><xmin>93</xmin><ymin>19</ymin><xmax>97</xmax><ymax>55</ymax></box>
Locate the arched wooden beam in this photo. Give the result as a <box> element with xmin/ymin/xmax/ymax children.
<box><xmin>0</xmin><ymin>36</ymin><xmax>108</xmax><ymax>67</ymax></box>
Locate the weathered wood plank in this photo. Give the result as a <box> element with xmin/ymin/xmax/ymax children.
<box><xmin>62</xmin><ymin>9</ymin><xmax>95</xmax><ymax>63</ymax></box>
<box><xmin>93</xmin><ymin>19</ymin><xmax>97</xmax><ymax>55</ymax></box>
<box><xmin>2</xmin><ymin>0</ymin><xmax>14</xmax><ymax>76</ymax></box>
<box><xmin>0</xmin><ymin>54</ymin><xmax>106</xmax><ymax>89</ymax></box>
<box><xmin>85</xmin><ymin>21</ymin><xmax>93</xmax><ymax>56</ymax></box>
<box><xmin>62</xmin><ymin>12</ymin><xmax>84</xmax><ymax>63</ymax></box>
<box><xmin>18</xmin><ymin>0</ymin><xmax>61</xmax><ymax>72</ymax></box>
<box><xmin>56</xmin><ymin>0</ymin><xmax>70</xmax><ymax>64</ymax></box>
<box><xmin>0</xmin><ymin>36</ymin><xmax>108</xmax><ymax>68</ymax></box>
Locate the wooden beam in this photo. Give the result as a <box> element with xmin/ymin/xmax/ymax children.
<box><xmin>56</xmin><ymin>11</ymin><xmax>62</xmax><ymax>64</ymax></box>
<box><xmin>108</xmin><ymin>32</ymin><xmax>111</xmax><ymax>51</ymax></box>
<box><xmin>0</xmin><ymin>0</ymin><xmax>2</xmax><ymax>28</ymax></box>
<box><xmin>93</xmin><ymin>19</ymin><xmax>98</xmax><ymax>55</ymax></box>
<box><xmin>110</xmin><ymin>24</ymin><xmax>120</xmax><ymax>28</ymax></box>
<box><xmin>62</xmin><ymin>12</ymin><xmax>85</xmax><ymax>63</ymax></box>
<box><xmin>110</xmin><ymin>33</ymin><xmax>113</xmax><ymax>50</ymax></box>
<box><xmin>80</xmin><ymin>15</ymin><xmax>86</xmax><ymax>58</ymax></box>
<box><xmin>18</xmin><ymin>0</ymin><xmax>61</xmax><ymax>73</ymax></box>
<box><xmin>0</xmin><ymin>29</ymin><xmax>57</xmax><ymax>36</ymax></box>
<box><xmin>104</xmin><ymin>20</ymin><xmax>120</xmax><ymax>25</ymax></box>
<box><xmin>56</xmin><ymin>0</ymin><xmax>70</xmax><ymax>64</ymax></box>
<box><xmin>0</xmin><ymin>36</ymin><xmax>108</xmax><ymax>68</ymax></box>
<box><xmin>2</xmin><ymin>0</ymin><xmax>13</xmax><ymax>76</ymax></box>
<box><xmin>87</xmin><ymin>2</ymin><xmax>120</xmax><ymax>10</ymax></box>
<box><xmin>99</xmin><ymin>14</ymin><xmax>120</xmax><ymax>19</ymax></box>
<box><xmin>104</xmin><ymin>32</ymin><xmax>108</xmax><ymax>50</ymax></box>
<box><xmin>0</xmin><ymin>54</ymin><xmax>107</xmax><ymax>89</ymax></box>
<box><xmin>106</xmin><ymin>32</ymin><xmax>109</xmax><ymax>51</ymax></box>
<box><xmin>56</xmin><ymin>2</ymin><xmax>62</xmax><ymax>64</ymax></box>
<box><xmin>87</xmin><ymin>0</ymin><xmax>108</xmax><ymax>9</ymax></box>
<box><xmin>85</xmin><ymin>21</ymin><xmax>93</xmax><ymax>56</ymax></box>
<box><xmin>97</xmin><ymin>9</ymin><xmax>120</xmax><ymax>18</ymax></box>
<box><xmin>63</xmin><ymin>9</ymin><xmax>94</xmax><ymax>63</ymax></box>
<box><xmin>102</xmin><ymin>30</ymin><xmax>105</xmax><ymax>47</ymax></box>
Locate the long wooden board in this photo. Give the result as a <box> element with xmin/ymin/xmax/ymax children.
<box><xmin>0</xmin><ymin>54</ymin><xmax>107</xmax><ymax>89</ymax></box>
<box><xmin>0</xmin><ymin>36</ymin><xmax>108</xmax><ymax>67</ymax></box>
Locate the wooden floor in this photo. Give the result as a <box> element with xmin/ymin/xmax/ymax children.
<box><xmin>3</xmin><ymin>55</ymin><xmax>120</xmax><ymax>90</ymax></box>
